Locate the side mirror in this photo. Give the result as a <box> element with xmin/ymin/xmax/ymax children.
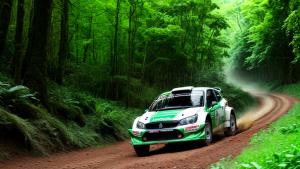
<box><xmin>212</xmin><ymin>101</ymin><xmax>218</xmax><ymax>107</ymax></box>
<box><xmin>144</xmin><ymin>109</ymin><xmax>149</xmax><ymax>113</ymax></box>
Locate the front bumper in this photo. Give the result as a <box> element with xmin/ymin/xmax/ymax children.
<box><xmin>128</xmin><ymin>124</ymin><xmax>205</xmax><ymax>145</ymax></box>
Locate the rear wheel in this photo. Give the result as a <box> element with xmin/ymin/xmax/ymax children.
<box><xmin>204</xmin><ymin>120</ymin><xmax>213</xmax><ymax>145</ymax></box>
<box><xmin>224</xmin><ymin>113</ymin><xmax>237</xmax><ymax>136</ymax></box>
<box><xmin>133</xmin><ymin>145</ymin><xmax>150</xmax><ymax>156</ymax></box>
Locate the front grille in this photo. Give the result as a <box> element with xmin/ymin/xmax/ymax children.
<box><xmin>145</xmin><ymin>121</ymin><xmax>178</xmax><ymax>129</ymax></box>
<box><xmin>143</xmin><ymin>130</ymin><xmax>182</xmax><ymax>141</ymax></box>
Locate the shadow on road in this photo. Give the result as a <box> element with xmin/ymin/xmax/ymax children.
<box><xmin>145</xmin><ymin>134</ymin><xmax>228</xmax><ymax>156</ymax></box>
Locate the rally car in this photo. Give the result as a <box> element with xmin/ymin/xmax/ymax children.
<box><xmin>128</xmin><ymin>86</ymin><xmax>237</xmax><ymax>156</ymax></box>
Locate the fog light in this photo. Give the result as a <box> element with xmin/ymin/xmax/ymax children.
<box><xmin>178</xmin><ymin>134</ymin><xmax>183</xmax><ymax>138</ymax></box>
<box><xmin>143</xmin><ymin>137</ymin><xmax>147</xmax><ymax>141</ymax></box>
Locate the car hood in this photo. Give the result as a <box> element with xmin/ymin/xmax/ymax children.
<box><xmin>138</xmin><ymin>107</ymin><xmax>204</xmax><ymax>123</ymax></box>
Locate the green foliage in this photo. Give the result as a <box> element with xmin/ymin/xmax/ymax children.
<box><xmin>0</xmin><ymin>108</ymin><xmax>49</xmax><ymax>155</ymax></box>
<box><xmin>49</xmin><ymin>83</ymin><xmax>141</xmax><ymax>144</ymax></box>
<box><xmin>210</xmin><ymin>156</ymin><xmax>236</xmax><ymax>169</ymax></box>
<box><xmin>239</xmin><ymin>145</ymin><xmax>300</xmax><ymax>169</ymax></box>
<box><xmin>211</xmin><ymin>102</ymin><xmax>300</xmax><ymax>169</ymax></box>
<box><xmin>228</xmin><ymin>0</ymin><xmax>300</xmax><ymax>83</ymax></box>
<box><xmin>0</xmin><ymin>79</ymin><xmax>142</xmax><ymax>156</ymax></box>
<box><xmin>283</xmin><ymin>1</ymin><xmax>300</xmax><ymax>63</ymax></box>
<box><xmin>276</xmin><ymin>82</ymin><xmax>300</xmax><ymax>98</ymax></box>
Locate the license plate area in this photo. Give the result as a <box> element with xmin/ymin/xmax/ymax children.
<box><xmin>148</xmin><ymin>129</ymin><xmax>174</xmax><ymax>133</ymax></box>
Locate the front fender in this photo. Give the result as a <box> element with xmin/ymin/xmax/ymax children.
<box><xmin>197</xmin><ymin>111</ymin><xmax>210</xmax><ymax>125</ymax></box>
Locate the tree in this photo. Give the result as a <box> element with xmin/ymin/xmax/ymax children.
<box><xmin>230</xmin><ymin>0</ymin><xmax>300</xmax><ymax>83</ymax></box>
<box><xmin>57</xmin><ymin>0</ymin><xmax>69</xmax><ymax>84</ymax></box>
<box><xmin>112</xmin><ymin>0</ymin><xmax>121</xmax><ymax>76</ymax></box>
<box><xmin>22</xmin><ymin>0</ymin><xmax>53</xmax><ymax>105</ymax></box>
<box><xmin>0</xmin><ymin>0</ymin><xmax>13</xmax><ymax>56</ymax></box>
<box><xmin>111</xmin><ymin>0</ymin><xmax>121</xmax><ymax>99</ymax></box>
<box><xmin>12</xmin><ymin>0</ymin><xmax>25</xmax><ymax>83</ymax></box>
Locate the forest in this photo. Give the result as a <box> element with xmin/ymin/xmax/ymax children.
<box><xmin>0</xmin><ymin>0</ymin><xmax>299</xmax><ymax>159</ymax></box>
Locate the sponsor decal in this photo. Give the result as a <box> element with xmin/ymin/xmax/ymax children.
<box><xmin>148</xmin><ymin>129</ymin><xmax>174</xmax><ymax>133</ymax></box>
<box><xmin>153</xmin><ymin>118</ymin><xmax>173</xmax><ymax>122</ymax></box>
<box><xmin>185</xmin><ymin>125</ymin><xmax>199</xmax><ymax>132</ymax></box>
<box><xmin>133</xmin><ymin>131</ymin><xmax>140</xmax><ymax>136</ymax></box>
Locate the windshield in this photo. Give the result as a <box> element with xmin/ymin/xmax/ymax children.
<box><xmin>149</xmin><ymin>90</ymin><xmax>204</xmax><ymax>111</ymax></box>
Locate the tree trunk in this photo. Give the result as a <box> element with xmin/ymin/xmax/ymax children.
<box><xmin>12</xmin><ymin>0</ymin><xmax>25</xmax><ymax>84</ymax></box>
<box><xmin>23</xmin><ymin>0</ymin><xmax>53</xmax><ymax>105</ymax></box>
<box><xmin>57</xmin><ymin>0</ymin><xmax>69</xmax><ymax>84</ymax></box>
<box><xmin>112</xmin><ymin>0</ymin><xmax>120</xmax><ymax>76</ymax></box>
<box><xmin>92</xmin><ymin>27</ymin><xmax>96</xmax><ymax>62</ymax></box>
<box><xmin>83</xmin><ymin>15</ymin><xmax>92</xmax><ymax>63</ymax></box>
<box><xmin>127</xmin><ymin>3</ymin><xmax>133</xmax><ymax>106</ymax></box>
<box><xmin>0</xmin><ymin>0</ymin><xmax>13</xmax><ymax>56</ymax></box>
<box><xmin>75</xmin><ymin>15</ymin><xmax>79</xmax><ymax>64</ymax></box>
<box><xmin>110</xmin><ymin>0</ymin><xmax>121</xmax><ymax>99</ymax></box>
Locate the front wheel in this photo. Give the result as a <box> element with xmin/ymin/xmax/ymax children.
<box><xmin>204</xmin><ymin>120</ymin><xmax>213</xmax><ymax>145</ymax></box>
<box><xmin>133</xmin><ymin>145</ymin><xmax>150</xmax><ymax>156</ymax></box>
<box><xmin>224</xmin><ymin>113</ymin><xmax>237</xmax><ymax>136</ymax></box>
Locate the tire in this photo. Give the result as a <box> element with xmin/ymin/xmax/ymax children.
<box><xmin>204</xmin><ymin>120</ymin><xmax>213</xmax><ymax>145</ymax></box>
<box><xmin>133</xmin><ymin>145</ymin><xmax>150</xmax><ymax>156</ymax></box>
<box><xmin>224</xmin><ymin>113</ymin><xmax>237</xmax><ymax>136</ymax></box>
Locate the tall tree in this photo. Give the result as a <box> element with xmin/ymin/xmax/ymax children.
<box><xmin>12</xmin><ymin>0</ymin><xmax>25</xmax><ymax>83</ymax></box>
<box><xmin>110</xmin><ymin>0</ymin><xmax>121</xmax><ymax>99</ymax></box>
<box><xmin>23</xmin><ymin>0</ymin><xmax>53</xmax><ymax>105</ymax></box>
<box><xmin>112</xmin><ymin>0</ymin><xmax>121</xmax><ymax>76</ymax></box>
<box><xmin>57</xmin><ymin>0</ymin><xmax>69</xmax><ymax>84</ymax></box>
<box><xmin>0</xmin><ymin>0</ymin><xmax>13</xmax><ymax>56</ymax></box>
<box><xmin>83</xmin><ymin>14</ymin><xmax>92</xmax><ymax>63</ymax></box>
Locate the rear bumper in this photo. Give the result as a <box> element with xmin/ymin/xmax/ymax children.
<box><xmin>128</xmin><ymin>124</ymin><xmax>205</xmax><ymax>146</ymax></box>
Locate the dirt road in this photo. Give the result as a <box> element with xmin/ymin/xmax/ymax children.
<box><xmin>0</xmin><ymin>93</ymin><xmax>297</xmax><ymax>169</ymax></box>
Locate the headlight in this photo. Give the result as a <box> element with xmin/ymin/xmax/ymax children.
<box><xmin>136</xmin><ymin>121</ymin><xmax>145</xmax><ymax>129</ymax></box>
<box><xmin>179</xmin><ymin>114</ymin><xmax>198</xmax><ymax>126</ymax></box>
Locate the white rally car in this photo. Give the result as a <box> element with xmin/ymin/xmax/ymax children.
<box><xmin>128</xmin><ymin>86</ymin><xmax>237</xmax><ymax>156</ymax></box>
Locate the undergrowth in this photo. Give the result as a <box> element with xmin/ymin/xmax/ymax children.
<box><xmin>0</xmin><ymin>79</ymin><xmax>140</xmax><ymax>158</ymax></box>
<box><xmin>211</xmin><ymin>83</ymin><xmax>300</xmax><ymax>169</ymax></box>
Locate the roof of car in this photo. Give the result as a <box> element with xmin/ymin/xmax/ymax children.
<box><xmin>156</xmin><ymin>86</ymin><xmax>222</xmax><ymax>101</ymax></box>
<box><xmin>171</xmin><ymin>86</ymin><xmax>221</xmax><ymax>93</ymax></box>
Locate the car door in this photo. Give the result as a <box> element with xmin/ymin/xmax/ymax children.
<box><xmin>213</xmin><ymin>90</ymin><xmax>225</xmax><ymax>127</ymax></box>
<box><xmin>206</xmin><ymin>89</ymin><xmax>221</xmax><ymax>128</ymax></box>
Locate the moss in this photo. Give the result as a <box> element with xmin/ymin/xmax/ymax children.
<box><xmin>0</xmin><ymin>107</ymin><xmax>49</xmax><ymax>155</ymax></box>
<box><xmin>50</xmin><ymin>101</ymin><xmax>86</xmax><ymax>127</ymax></box>
<box><xmin>0</xmin><ymin>152</ymin><xmax>9</xmax><ymax>160</ymax></box>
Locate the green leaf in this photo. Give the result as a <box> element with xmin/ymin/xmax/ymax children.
<box><xmin>241</xmin><ymin>163</ymin><xmax>252</xmax><ymax>168</ymax></box>
<box><xmin>278</xmin><ymin>163</ymin><xmax>287</xmax><ymax>168</ymax></box>
<box><xmin>285</xmin><ymin>154</ymin><xmax>295</xmax><ymax>158</ymax></box>
<box><xmin>250</xmin><ymin>162</ymin><xmax>262</xmax><ymax>169</ymax></box>
<box><xmin>7</xmin><ymin>85</ymin><xmax>29</xmax><ymax>93</ymax></box>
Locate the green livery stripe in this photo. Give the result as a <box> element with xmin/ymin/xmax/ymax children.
<box><xmin>150</xmin><ymin>109</ymin><xmax>183</xmax><ymax>122</ymax></box>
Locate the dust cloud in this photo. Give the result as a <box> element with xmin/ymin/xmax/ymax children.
<box><xmin>237</xmin><ymin>93</ymin><xmax>275</xmax><ymax>131</ymax></box>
